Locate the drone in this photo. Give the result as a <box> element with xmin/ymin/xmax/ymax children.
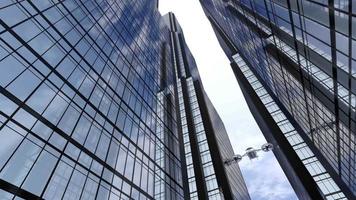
<box><xmin>224</xmin><ymin>143</ymin><xmax>274</xmax><ymax>166</ymax></box>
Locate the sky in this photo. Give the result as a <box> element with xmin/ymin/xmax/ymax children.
<box><xmin>159</xmin><ymin>1</ymin><xmax>298</xmax><ymax>200</ymax></box>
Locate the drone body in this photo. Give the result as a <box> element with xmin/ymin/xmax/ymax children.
<box><xmin>224</xmin><ymin>143</ymin><xmax>274</xmax><ymax>166</ymax></box>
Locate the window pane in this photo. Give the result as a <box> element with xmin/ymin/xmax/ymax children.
<box><xmin>58</xmin><ymin>106</ymin><xmax>80</xmax><ymax>134</ymax></box>
<box><xmin>116</xmin><ymin>147</ymin><xmax>127</xmax><ymax>174</ymax></box>
<box><xmin>0</xmin><ymin>139</ymin><xmax>41</xmax><ymax>186</ymax></box>
<box><xmin>7</xmin><ymin>69</ymin><xmax>41</xmax><ymax>101</ymax></box>
<box><xmin>84</xmin><ymin>125</ymin><xmax>101</xmax><ymax>152</ymax></box>
<box><xmin>0</xmin><ymin>94</ymin><xmax>18</xmax><ymax>116</ymax></box>
<box><xmin>72</xmin><ymin>115</ymin><xmax>91</xmax><ymax>144</ymax></box>
<box><xmin>22</xmin><ymin>150</ymin><xmax>58</xmax><ymax>195</ymax></box>
<box><xmin>124</xmin><ymin>154</ymin><xmax>134</xmax><ymax>180</ymax></box>
<box><xmin>43</xmin><ymin>95</ymin><xmax>69</xmax><ymax>124</ymax></box>
<box><xmin>0</xmin><ymin>56</ymin><xmax>25</xmax><ymax>87</ymax></box>
<box><xmin>27</xmin><ymin>83</ymin><xmax>56</xmax><ymax>114</ymax></box>
<box><xmin>62</xmin><ymin>169</ymin><xmax>86</xmax><ymax>199</ymax></box>
<box><xmin>81</xmin><ymin>177</ymin><xmax>98</xmax><ymax>200</ymax></box>
<box><xmin>43</xmin><ymin>161</ymin><xmax>73</xmax><ymax>200</ymax></box>
<box><xmin>0</xmin><ymin>126</ymin><xmax>23</xmax><ymax>169</ymax></box>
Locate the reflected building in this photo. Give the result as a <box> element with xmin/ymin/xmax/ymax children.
<box><xmin>0</xmin><ymin>1</ymin><xmax>248</xmax><ymax>200</ymax></box>
<box><xmin>199</xmin><ymin>0</ymin><xmax>356</xmax><ymax>199</ymax></box>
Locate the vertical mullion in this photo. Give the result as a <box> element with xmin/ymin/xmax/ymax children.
<box><xmin>328</xmin><ymin>0</ymin><xmax>341</xmax><ymax>176</ymax></box>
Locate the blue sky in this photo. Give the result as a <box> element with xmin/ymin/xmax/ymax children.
<box><xmin>159</xmin><ymin>1</ymin><xmax>298</xmax><ymax>199</ymax></box>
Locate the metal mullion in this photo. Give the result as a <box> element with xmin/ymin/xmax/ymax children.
<box><xmin>17</xmin><ymin>98</ymin><xmax>153</xmax><ymax>200</ymax></box>
<box><xmin>0</xmin><ymin>178</ymin><xmax>42</xmax><ymax>199</ymax></box>
<box><xmin>77</xmin><ymin>63</ymin><xmax>116</xmax><ymax>166</ymax></box>
<box><xmin>304</xmin><ymin>30</ymin><xmax>333</xmax><ymax>50</ymax></box>
<box><xmin>0</xmin><ymin>53</ymin><xmax>30</xmax><ymax>88</ymax></box>
<box><xmin>248</xmin><ymin>0</ymin><xmax>354</xmax><ymax>115</ymax></box>
<box><xmin>1</xmin><ymin>19</ymin><xmax>69</xmax><ymax>89</ymax></box>
<box><xmin>0</xmin><ymin>25</ymin><xmax>50</xmax><ymax>64</ymax></box>
<box><xmin>327</xmin><ymin>0</ymin><xmax>343</xmax><ymax>179</ymax></box>
<box><xmin>105</xmin><ymin>101</ymin><xmax>180</xmax><ymax>193</ymax></box>
<box><xmin>346</xmin><ymin>0</ymin><xmax>354</xmax><ymax>189</ymax></box>
<box><xmin>93</xmin><ymin>135</ymin><xmax>118</xmax><ymax>200</ymax></box>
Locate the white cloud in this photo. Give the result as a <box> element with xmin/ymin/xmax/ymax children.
<box><xmin>240</xmin><ymin>154</ymin><xmax>298</xmax><ymax>200</ymax></box>
<box><xmin>159</xmin><ymin>1</ymin><xmax>297</xmax><ymax>199</ymax></box>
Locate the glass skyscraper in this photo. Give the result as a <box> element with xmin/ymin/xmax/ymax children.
<box><xmin>0</xmin><ymin>1</ymin><xmax>249</xmax><ymax>199</ymax></box>
<box><xmin>199</xmin><ymin>0</ymin><xmax>356</xmax><ymax>199</ymax></box>
<box><xmin>165</xmin><ymin>13</ymin><xmax>250</xmax><ymax>200</ymax></box>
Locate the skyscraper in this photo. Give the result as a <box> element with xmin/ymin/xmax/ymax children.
<box><xmin>164</xmin><ymin>12</ymin><xmax>250</xmax><ymax>200</ymax></box>
<box><xmin>0</xmin><ymin>1</ymin><xmax>248</xmax><ymax>199</ymax></box>
<box><xmin>199</xmin><ymin>0</ymin><xmax>356</xmax><ymax>199</ymax></box>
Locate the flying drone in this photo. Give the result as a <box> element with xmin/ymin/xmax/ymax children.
<box><xmin>224</xmin><ymin>143</ymin><xmax>274</xmax><ymax>166</ymax></box>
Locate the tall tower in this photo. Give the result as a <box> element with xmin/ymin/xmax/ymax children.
<box><xmin>0</xmin><ymin>1</ymin><xmax>249</xmax><ymax>199</ymax></box>
<box><xmin>199</xmin><ymin>0</ymin><xmax>356</xmax><ymax>199</ymax></box>
<box><xmin>164</xmin><ymin>12</ymin><xmax>250</xmax><ymax>200</ymax></box>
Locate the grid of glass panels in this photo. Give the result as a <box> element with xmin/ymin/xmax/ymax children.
<box><xmin>169</xmin><ymin>15</ymin><xmax>230</xmax><ymax>198</ymax></box>
<box><xmin>171</xmin><ymin>23</ymin><xmax>217</xmax><ymax>199</ymax></box>
<box><xmin>200</xmin><ymin>0</ymin><xmax>356</xmax><ymax>196</ymax></box>
<box><xmin>177</xmin><ymin>80</ymin><xmax>198</xmax><ymax>199</ymax></box>
<box><xmin>234</xmin><ymin>0</ymin><xmax>356</xmax><ymax>194</ymax></box>
<box><xmin>186</xmin><ymin>78</ymin><xmax>223</xmax><ymax>200</ymax></box>
<box><xmin>205</xmin><ymin>94</ymin><xmax>250</xmax><ymax>200</ymax></box>
<box><xmin>234</xmin><ymin>53</ymin><xmax>347</xmax><ymax>200</ymax></box>
<box><xmin>154</xmin><ymin>87</ymin><xmax>183</xmax><ymax>200</ymax></box>
<box><xmin>0</xmin><ymin>0</ymin><xmax>184</xmax><ymax>199</ymax></box>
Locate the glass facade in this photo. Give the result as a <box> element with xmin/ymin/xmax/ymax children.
<box><xmin>202</xmin><ymin>90</ymin><xmax>250</xmax><ymax>200</ymax></box>
<box><xmin>0</xmin><ymin>1</ymin><xmax>249</xmax><ymax>200</ymax></box>
<box><xmin>234</xmin><ymin>53</ymin><xmax>346</xmax><ymax>200</ymax></box>
<box><xmin>199</xmin><ymin>0</ymin><xmax>356</xmax><ymax>199</ymax></box>
<box><xmin>166</xmin><ymin>12</ymin><xmax>250</xmax><ymax>200</ymax></box>
<box><xmin>0</xmin><ymin>0</ymin><xmax>179</xmax><ymax>199</ymax></box>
